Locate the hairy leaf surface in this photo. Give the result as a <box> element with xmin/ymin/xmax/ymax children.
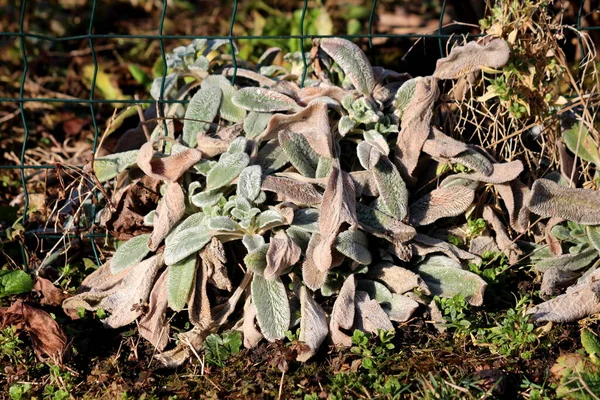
<box><xmin>251</xmin><ymin>274</ymin><xmax>290</xmax><ymax>341</ymax></box>
<box><xmin>183</xmin><ymin>85</ymin><xmax>222</xmax><ymax>147</ymax></box>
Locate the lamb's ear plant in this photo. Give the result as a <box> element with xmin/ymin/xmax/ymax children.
<box><xmin>64</xmin><ymin>36</ymin><xmax>519</xmax><ymax>367</ymax></box>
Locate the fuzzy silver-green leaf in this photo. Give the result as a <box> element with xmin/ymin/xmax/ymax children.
<box><xmin>206</xmin><ymin>152</ymin><xmax>250</xmax><ymax>191</ymax></box>
<box><xmin>183</xmin><ymin>85</ymin><xmax>222</xmax><ymax>147</ymax></box>
<box><xmin>320</xmin><ymin>38</ymin><xmax>375</xmax><ymax>96</ymax></box>
<box><xmin>251</xmin><ymin>274</ymin><xmax>290</xmax><ymax>341</ymax></box>
<box><xmin>110</xmin><ymin>233</ymin><xmax>151</xmax><ymax>274</ymax></box>
<box><xmin>167</xmin><ymin>254</ymin><xmax>197</xmax><ymax>311</ymax></box>
<box><xmin>93</xmin><ymin>150</ymin><xmax>139</xmax><ymax>182</ymax></box>
<box><xmin>232</xmin><ymin>87</ymin><xmax>299</xmax><ymax>112</ymax></box>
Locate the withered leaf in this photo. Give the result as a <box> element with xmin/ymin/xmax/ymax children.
<box><xmin>527</xmin><ymin>272</ymin><xmax>600</xmax><ymax>322</ymax></box>
<box><xmin>297</xmin><ymin>285</ymin><xmax>328</xmax><ymax>362</ymax></box>
<box><xmin>137</xmin><ymin>139</ymin><xmax>203</xmax><ymax>182</ymax></box>
<box><xmin>482</xmin><ymin>206</ymin><xmax>522</xmax><ymax>265</ymax></box>
<box><xmin>63</xmin><ymin>254</ymin><xmax>164</xmax><ymax>328</ymax></box>
<box><xmin>329</xmin><ymin>274</ymin><xmax>356</xmax><ymax>347</ymax></box>
<box><xmin>265</xmin><ymin>230</ymin><xmax>302</xmax><ymax>280</ymax></box>
<box><xmin>33</xmin><ymin>277</ymin><xmax>67</xmax><ymax>307</ymax></box>
<box><xmin>201</xmin><ymin>237</ymin><xmax>232</xmax><ymax>292</ymax></box>
<box><xmin>262</xmin><ymin>176</ymin><xmax>323</xmax><ymax>206</ymax></box>
<box><xmin>495</xmin><ymin>180</ymin><xmax>530</xmax><ymax>233</ymax></box>
<box><xmin>442</xmin><ymin>160</ymin><xmax>523</xmax><ymax>186</ymax></box>
<box><xmin>540</xmin><ymin>267</ymin><xmax>580</xmax><ymax>297</ymax></box>
<box><xmin>139</xmin><ymin>270</ymin><xmax>170</xmax><ymax>351</ymax></box>
<box><xmin>433</xmin><ymin>38</ymin><xmax>510</xmax><ymax>80</ymax></box>
<box><xmin>302</xmin><ymin>233</ymin><xmax>329</xmax><ymax>291</ymax></box>
<box><xmin>314</xmin><ymin>162</ymin><xmax>357</xmax><ymax>271</ymax></box>
<box><xmin>354</xmin><ymin>291</ymin><xmax>393</xmax><ymax>333</ymax></box>
<box><xmin>366</xmin><ymin>262</ymin><xmax>429</xmax><ymax>295</ymax></box>
<box><xmin>188</xmin><ymin>260</ymin><xmax>212</xmax><ymax>329</ymax></box>
<box><xmin>149</xmin><ymin>181</ymin><xmax>186</xmax><ymax>251</ymax></box>
<box><xmin>350</xmin><ymin>170</ymin><xmax>379</xmax><ymax>197</ymax></box>
<box><xmin>259</xmin><ymin>103</ymin><xmax>333</xmax><ymax>157</ymax></box>
<box><xmin>414</xmin><ymin>233</ymin><xmax>480</xmax><ymax>263</ymax></box>
<box><xmin>409</xmin><ymin>186</ymin><xmax>475</xmax><ymax>226</ymax></box>
<box><xmin>0</xmin><ymin>299</ymin><xmax>68</xmax><ymax>364</ymax></box>
<box><xmin>394</xmin><ymin>77</ymin><xmax>439</xmax><ymax>181</ymax></box>
<box><xmin>528</xmin><ymin>178</ymin><xmax>600</xmax><ymax>225</ymax></box>
<box><xmin>422</xmin><ymin>127</ymin><xmax>469</xmax><ymax>158</ymax></box>
<box><xmin>242</xmin><ymin>301</ymin><xmax>263</xmax><ymax>349</ymax></box>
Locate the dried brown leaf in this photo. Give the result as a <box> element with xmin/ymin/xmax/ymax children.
<box><xmin>414</xmin><ymin>233</ymin><xmax>481</xmax><ymax>263</ymax></box>
<box><xmin>258</xmin><ymin>103</ymin><xmax>333</xmax><ymax>157</ymax></box>
<box><xmin>298</xmin><ymin>84</ymin><xmax>350</xmax><ymax>104</ymax></box>
<box><xmin>297</xmin><ymin>286</ymin><xmax>328</xmax><ymax>362</ymax></box>
<box><xmin>100</xmin><ymin>176</ymin><xmax>160</xmax><ymax>240</ymax></box>
<box><xmin>329</xmin><ymin>275</ymin><xmax>356</xmax><ymax>347</ymax></box>
<box><xmin>495</xmin><ymin>180</ymin><xmax>531</xmax><ymax>233</ymax></box>
<box><xmin>527</xmin><ymin>274</ymin><xmax>600</xmax><ymax>322</ymax></box>
<box><xmin>482</xmin><ymin>206</ymin><xmax>522</xmax><ymax>265</ymax></box>
<box><xmin>409</xmin><ymin>186</ymin><xmax>475</xmax><ymax>226</ymax></box>
<box><xmin>394</xmin><ymin>76</ymin><xmax>439</xmax><ymax>181</ymax></box>
<box><xmin>0</xmin><ymin>300</ymin><xmax>68</xmax><ymax>364</ymax></box>
<box><xmin>422</xmin><ymin>127</ymin><xmax>470</xmax><ymax>158</ymax></box>
<box><xmin>314</xmin><ymin>162</ymin><xmax>357</xmax><ymax>271</ymax></box>
<box><xmin>528</xmin><ymin>178</ymin><xmax>600</xmax><ymax>225</ymax></box>
<box><xmin>265</xmin><ymin>230</ymin><xmax>302</xmax><ymax>280</ymax></box>
<box><xmin>34</xmin><ymin>277</ymin><xmax>67</xmax><ymax>307</ymax></box>
<box><xmin>201</xmin><ymin>237</ymin><xmax>232</xmax><ymax>292</ymax></box>
<box><xmin>350</xmin><ymin>170</ymin><xmax>379</xmax><ymax>197</ymax></box>
<box><xmin>63</xmin><ymin>255</ymin><xmax>164</xmax><ymax>328</ymax></box>
<box><xmin>366</xmin><ymin>262</ymin><xmax>429</xmax><ymax>295</ymax></box>
<box><xmin>188</xmin><ymin>259</ymin><xmax>212</xmax><ymax>329</ymax></box>
<box><xmin>148</xmin><ymin>181</ymin><xmax>186</xmax><ymax>251</ymax></box>
<box><xmin>261</xmin><ymin>176</ymin><xmax>323</xmax><ymax>206</ymax></box>
<box><xmin>354</xmin><ymin>291</ymin><xmax>393</xmax><ymax>333</ymax></box>
<box><xmin>442</xmin><ymin>160</ymin><xmax>523</xmax><ymax>186</ymax></box>
<box><xmin>433</xmin><ymin>38</ymin><xmax>510</xmax><ymax>80</ymax></box>
<box><xmin>302</xmin><ymin>233</ymin><xmax>329</xmax><ymax>291</ymax></box>
<box><xmin>242</xmin><ymin>301</ymin><xmax>263</xmax><ymax>349</ymax></box>
<box><xmin>540</xmin><ymin>267</ymin><xmax>580</xmax><ymax>298</ymax></box>
<box><xmin>155</xmin><ymin>326</ymin><xmax>209</xmax><ymax>368</ymax></box>
<box><xmin>138</xmin><ymin>270</ymin><xmax>170</xmax><ymax>351</ymax></box>
<box><xmin>137</xmin><ymin>138</ymin><xmax>203</xmax><ymax>182</ymax></box>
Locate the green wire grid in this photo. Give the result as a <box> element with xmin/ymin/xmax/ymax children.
<box><xmin>0</xmin><ymin>0</ymin><xmax>595</xmax><ymax>269</ymax></box>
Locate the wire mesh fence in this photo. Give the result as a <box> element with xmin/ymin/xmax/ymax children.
<box><xmin>0</xmin><ymin>0</ymin><xmax>598</xmax><ymax>269</ymax></box>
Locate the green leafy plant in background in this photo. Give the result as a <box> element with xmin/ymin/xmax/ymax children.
<box><xmin>63</xmin><ymin>34</ymin><xmax>530</xmax><ymax>367</ymax></box>
<box><xmin>551</xmin><ymin>328</ymin><xmax>600</xmax><ymax>399</ymax></box>
<box><xmin>202</xmin><ymin>330</ymin><xmax>243</xmax><ymax>367</ymax></box>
